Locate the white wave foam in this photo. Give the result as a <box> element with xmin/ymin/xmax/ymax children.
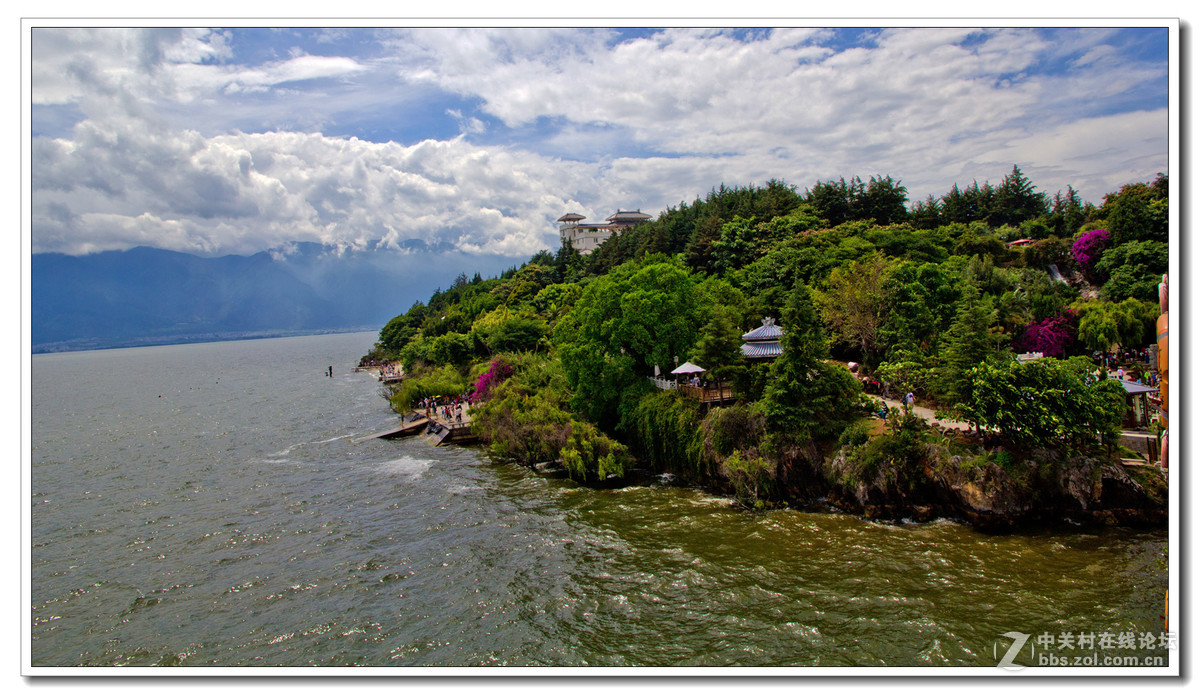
<box><xmin>378</xmin><ymin>456</ymin><xmax>433</xmax><ymax>479</ymax></box>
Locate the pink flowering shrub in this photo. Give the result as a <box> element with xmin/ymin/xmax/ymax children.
<box><xmin>1012</xmin><ymin>309</ymin><xmax>1079</xmax><ymax>358</ymax></box>
<box><xmin>470</xmin><ymin>357</ymin><xmax>515</xmax><ymax>403</ymax></box>
<box><xmin>1071</xmin><ymin>228</ymin><xmax>1110</xmax><ymax>280</ymax></box>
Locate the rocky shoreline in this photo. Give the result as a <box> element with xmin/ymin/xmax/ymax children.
<box><xmin>811</xmin><ymin>443</ymin><xmax>1168</xmax><ymax>531</ymax></box>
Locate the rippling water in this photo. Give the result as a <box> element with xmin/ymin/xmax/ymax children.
<box><xmin>30</xmin><ymin>333</ymin><xmax>1169</xmax><ymax>668</ymax></box>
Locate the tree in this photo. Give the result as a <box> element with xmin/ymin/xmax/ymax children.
<box><xmin>710</xmin><ymin>215</ymin><xmax>758</xmax><ymax>274</ymax></box>
<box><xmin>486</xmin><ymin>316</ymin><xmax>546</xmax><ymax>353</ymax></box>
<box><xmin>1048</xmin><ymin>185</ymin><xmax>1085</xmax><ymax>237</ymax></box>
<box><xmin>878</xmin><ymin>261</ymin><xmax>962</xmax><ymax>355</ymax></box>
<box><xmin>875</xmin><ymin>349</ymin><xmax>934</xmax><ymax>399</ymax></box>
<box><xmin>555</xmin><ymin>257</ymin><xmax>704</xmax><ymax>429</ymax></box>
<box><xmin>1095</xmin><ymin>240</ymin><xmax>1169</xmax><ymax>302</ymax></box>
<box><xmin>692</xmin><ymin>305</ymin><xmax>745</xmax><ymax>395</ymax></box>
<box><xmin>939</xmin><ymin>283</ymin><xmax>998</xmax><ymax>409</ymax></box>
<box><xmin>1103</xmin><ymin>177</ymin><xmax>1168</xmax><ymax>246</ymax></box>
<box><xmin>1108</xmin><ymin>193</ymin><xmax>1157</xmax><ymax>246</ymax></box>
<box><xmin>853</xmin><ymin>175</ymin><xmax>909</xmax><ymax>225</ymax></box>
<box><xmin>957</xmin><ymin>357</ymin><xmax>1125</xmax><ymax>448</ymax></box>
<box><xmin>910</xmin><ymin>194</ymin><xmax>942</xmax><ymax>230</ymax></box>
<box><xmin>993</xmin><ymin>165</ymin><xmax>1048</xmax><ymax>227</ymax></box>
<box><xmin>553</xmin><ymin>240</ymin><xmax>584</xmax><ymax>284</ymax></box>
<box><xmin>1075</xmin><ymin>299</ymin><xmax>1157</xmax><ymax>354</ymax></box>
<box><xmin>762</xmin><ymin>282</ymin><xmax>865</xmax><ymax>443</ymax></box>
<box><xmin>807</xmin><ymin>178</ymin><xmax>853</xmax><ymax>226</ymax></box>
<box><xmin>815</xmin><ymin>252</ymin><xmax>895</xmax><ymax>363</ymax></box>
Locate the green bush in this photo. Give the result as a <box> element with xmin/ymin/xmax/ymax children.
<box><xmin>721</xmin><ymin>451</ymin><xmax>775</xmax><ymax>506</ymax></box>
<box><xmin>388</xmin><ymin>364</ymin><xmax>468</xmax><ymax>412</ymax></box>
<box><xmin>470</xmin><ymin>367</ymin><xmax>631</xmax><ymax>482</ymax></box>
<box><xmin>843</xmin><ymin>418</ymin><xmax>926</xmax><ymax>490</ymax></box>
<box><xmin>836</xmin><ymin>418</ymin><xmax>873</xmax><ymax>449</ymax></box>
<box><xmin>618</xmin><ymin>390</ymin><xmax>704</xmax><ymax>476</ymax></box>
<box><xmin>560</xmin><ymin>419</ymin><xmax>632</xmax><ymax>482</ymax></box>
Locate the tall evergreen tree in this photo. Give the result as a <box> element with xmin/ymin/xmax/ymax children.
<box><xmin>762</xmin><ymin>282</ymin><xmax>863</xmax><ymax>443</ymax></box>
<box><xmin>807</xmin><ymin>178</ymin><xmax>852</xmax><ymax>226</ymax></box>
<box><xmin>994</xmin><ymin>165</ymin><xmax>1048</xmax><ymax>226</ymax></box>
<box><xmin>692</xmin><ymin>306</ymin><xmax>745</xmax><ymax>396</ymax></box>
<box><xmin>940</xmin><ymin>283</ymin><xmax>998</xmax><ymax>409</ymax></box>
<box><xmin>910</xmin><ymin>194</ymin><xmax>942</xmax><ymax>230</ymax></box>
<box><xmin>854</xmin><ymin>175</ymin><xmax>909</xmax><ymax>225</ymax></box>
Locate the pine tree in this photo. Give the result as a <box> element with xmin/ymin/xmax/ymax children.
<box><xmin>693</xmin><ymin>306</ymin><xmax>745</xmax><ymax>396</ymax></box>
<box><xmin>994</xmin><ymin>165</ymin><xmax>1048</xmax><ymax>226</ymax></box>
<box><xmin>940</xmin><ymin>283</ymin><xmax>997</xmax><ymax>410</ymax></box>
<box><xmin>762</xmin><ymin>282</ymin><xmax>863</xmax><ymax>442</ymax></box>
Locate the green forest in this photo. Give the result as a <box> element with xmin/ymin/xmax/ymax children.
<box><xmin>363</xmin><ymin>167</ymin><xmax>1168</xmax><ymax>521</ymax></box>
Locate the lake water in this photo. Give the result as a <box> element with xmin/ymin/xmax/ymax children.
<box><xmin>29</xmin><ymin>332</ymin><xmax>1171</xmax><ymax>669</ymax></box>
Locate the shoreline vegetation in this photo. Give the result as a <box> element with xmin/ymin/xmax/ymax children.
<box><xmin>361</xmin><ymin>171</ymin><xmax>1168</xmax><ymax>530</ymax></box>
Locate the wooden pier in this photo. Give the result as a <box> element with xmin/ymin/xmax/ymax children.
<box><xmin>418</xmin><ymin>407</ymin><xmax>478</xmax><ymax>446</ymax></box>
<box><xmin>352</xmin><ymin>414</ymin><xmax>429</xmax><ymax>443</ymax></box>
<box><xmin>356</xmin><ymin>411</ymin><xmax>478</xmax><ymax>447</ymax></box>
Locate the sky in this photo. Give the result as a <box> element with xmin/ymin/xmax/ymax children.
<box><xmin>28</xmin><ymin>22</ymin><xmax>1173</xmax><ymax>259</ymax></box>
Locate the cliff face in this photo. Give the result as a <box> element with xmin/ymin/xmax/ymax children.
<box><xmin>791</xmin><ymin>443</ymin><xmax>1167</xmax><ymax>530</ymax></box>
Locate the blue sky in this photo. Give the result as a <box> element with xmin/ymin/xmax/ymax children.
<box><xmin>29</xmin><ymin>24</ymin><xmax>1173</xmax><ymax>258</ymax></box>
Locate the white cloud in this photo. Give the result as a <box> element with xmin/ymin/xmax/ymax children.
<box><xmin>32</xmin><ymin>117</ymin><xmax>608</xmax><ymax>256</ymax></box>
<box><xmin>387</xmin><ymin>26</ymin><xmax>1167</xmax><ymax>203</ymax></box>
<box><xmin>30</xmin><ymin>26</ymin><xmax>1170</xmax><ymax>259</ymax></box>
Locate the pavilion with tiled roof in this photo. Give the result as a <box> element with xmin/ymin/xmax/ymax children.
<box><xmin>741</xmin><ymin>317</ymin><xmax>783</xmax><ymax>361</ymax></box>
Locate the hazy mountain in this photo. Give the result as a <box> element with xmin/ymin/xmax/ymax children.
<box><xmin>31</xmin><ymin>243</ymin><xmax>520</xmax><ymax>352</ymax></box>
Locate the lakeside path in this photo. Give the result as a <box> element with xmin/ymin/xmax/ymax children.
<box><xmin>876</xmin><ymin>396</ymin><xmax>973</xmax><ymax>431</ymax></box>
<box><xmin>416</xmin><ymin>404</ymin><xmax>474</xmax><ymax>429</ymax></box>
<box><xmin>874</xmin><ymin>396</ymin><xmax>1156</xmax><ymax>446</ymax></box>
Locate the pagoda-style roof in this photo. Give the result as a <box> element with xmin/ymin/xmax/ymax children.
<box><xmin>606</xmin><ymin>210</ymin><xmax>652</xmax><ymax>223</ymax></box>
<box><xmin>557</xmin><ymin>213</ymin><xmax>587</xmax><ymax>223</ymax></box>
<box><xmin>741</xmin><ymin>317</ymin><xmax>782</xmax><ymax>360</ymax></box>
<box><xmin>741</xmin><ymin>342</ymin><xmax>783</xmax><ymax>359</ymax></box>
<box><xmin>742</xmin><ymin>317</ymin><xmax>783</xmax><ymax>341</ymax></box>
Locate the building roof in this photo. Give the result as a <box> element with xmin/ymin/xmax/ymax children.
<box><xmin>557</xmin><ymin>213</ymin><xmax>586</xmax><ymax>222</ymax></box>
<box><xmin>1117</xmin><ymin>379</ymin><xmax>1157</xmax><ymax>395</ymax></box>
<box><xmin>606</xmin><ymin>210</ymin><xmax>652</xmax><ymax>223</ymax></box>
<box><xmin>742</xmin><ymin>317</ymin><xmax>783</xmax><ymax>341</ymax></box>
<box><xmin>741</xmin><ymin>342</ymin><xmax>782</xmax><ymax>359</ymax></box>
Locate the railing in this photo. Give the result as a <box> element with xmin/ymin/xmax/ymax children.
<box><xmin>647</xmin><ymin>377</ymin><xmax>732</xmax><ymax>403</ymax></box>
<box><xmin>679</xmin><ymin>384</ymin><xmax>733</xmax><ymax>402</ymax></box>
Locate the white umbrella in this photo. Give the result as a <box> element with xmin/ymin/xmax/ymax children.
<box><xmin>671</xmin><ymin>362</ymin><xmax>706</xmax><ymax>375</ymax></box>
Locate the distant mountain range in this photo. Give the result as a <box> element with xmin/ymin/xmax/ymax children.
<box><xmin>31</xmin><ymin>243</ymin><xmax>520</xmax><ymax>352</ymax></box>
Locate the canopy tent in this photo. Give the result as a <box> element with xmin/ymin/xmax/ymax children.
<box><xmin>671</xmin><ymin>362</ymin><xmax>706</xmax><ymax>375</ymax></box>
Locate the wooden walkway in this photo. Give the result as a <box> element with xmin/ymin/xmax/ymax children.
<box><xmin>415</xmin><ymin>406</ymin><xmax>477</xmax><ymax>446</ymax></box>
<box><xmin>420</xmin><ymin>418</ymin><xmax>477</xmax><ymax>446</ymax></box>
<box><xmin>355</xmin><ymin>411</ymin><xmax>477</xmax><ymax>447</ymax></box>
<box><xmin>677</xmin><ymin>384</ymin><xmax>735</xmax><ymax>404</ymax></box>
<box><xmin>352</xmin><ymin>415</ymin><xmax>429</xmax><ymax>443</ymax></box>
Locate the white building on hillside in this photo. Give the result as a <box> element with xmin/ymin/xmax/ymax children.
<box><xmin>557</xmin><ymin>210</ymin><xmax>652</xmax><ymax>254</ymax></box>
